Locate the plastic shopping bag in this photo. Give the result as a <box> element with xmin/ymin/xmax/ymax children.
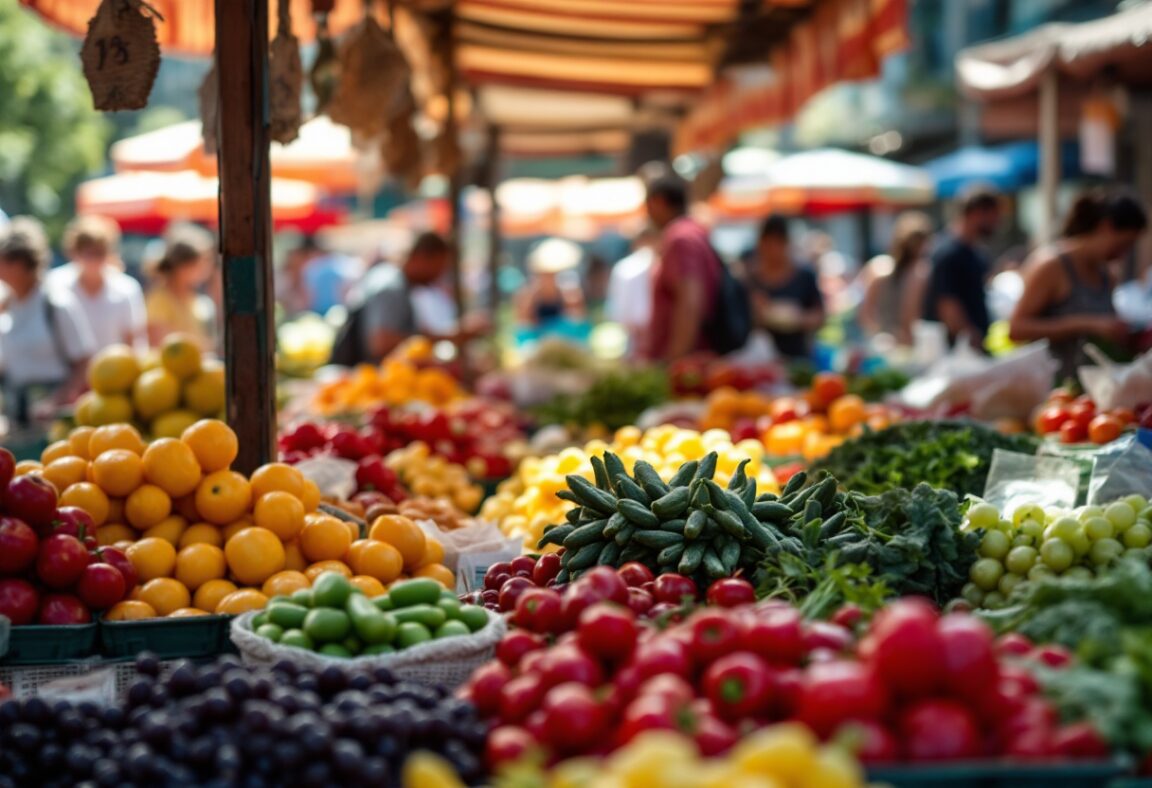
<box><xmin>983</xmin><ymin>449</ymin><xmax>1081</xmax><ymax>515</ymax></box>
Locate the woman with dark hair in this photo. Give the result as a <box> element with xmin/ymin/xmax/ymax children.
<box><xmin>145</xmin><ymin>224</ymin><xmax>218</xmax><ymax>349</ymax></box>
<box><xmin>1010</xmin><ymin>189</ymin><xmax>1148</xmax><ymax>378</ymax></box>
<box><xmin>859</xmin><ymin>211</ymin><xmax>933</xmax><ymax>345</ymax></box>
<box><xmin>748</xmin><ymin>214</ymin><xmax>825</xmax><ymax>360</ymax></box>
<box><xmin>0</xmin><ymin>217</ymin><xmax>95</xmax><ymax>431</ymax></box>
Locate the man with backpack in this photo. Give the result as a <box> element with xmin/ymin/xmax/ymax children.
<box><xmin>643</xmin><ymin>175</ymin><xmax>751</xmax><ymax>361</ymax></box>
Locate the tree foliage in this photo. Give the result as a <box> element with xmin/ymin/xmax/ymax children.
<box><xmin>0</xmin><ymin>0</ymin><xmax>110</xmax><ymax>236</ymax></box>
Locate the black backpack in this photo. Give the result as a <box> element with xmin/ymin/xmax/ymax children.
<box><xmin>328</xmin><ymin>304</ymin><xmax>367</xmax><ymax>366</ymax></box>
<box><xmin>705</xmin><ymin>256</ymin><xmax>753</xmax><ymax>355</ymax></box>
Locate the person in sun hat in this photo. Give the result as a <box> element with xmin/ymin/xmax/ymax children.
<box><xmin>514</xmin><ymin>237</ymin><xmax>586</xmax><ymax>331</ymax></box>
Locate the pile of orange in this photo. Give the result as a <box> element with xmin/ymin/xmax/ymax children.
<box><xmin>313</xmin><ymin>358</ymin><xmax>463</xmax><ymax>414</ymax></box>
<box><xmin>30</xmin><ymin>420</ymin><xmax>456</xmax><ymax>621</ymax></box>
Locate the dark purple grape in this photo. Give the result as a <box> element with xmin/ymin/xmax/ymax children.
<box><xmin>348</xmin><ymin>672</ymin><xmax>373</xmax><ymax>692</ymax></box>
<box><xmin>100</xmin><ymin>706</ymin><xmax>125</xmax><ymax>729</ymax></box>
<box><xmin>371</xmin><ymin>666</ymin><xmax>396</xmax><ymax>685</ymax></box>
<box><xmin>134</xmin><ymin>652</ymin><xmax>161</xmax><ymax>677</ymax></box>
<box><xmin>293</xmin><ymin>673</ymin><xmax>319</xmax><ymax>693</ymax></box>
<box><xmin>0</xmin><ymin>700</ymin><xmax>20</xmax><ymax>725</ymax></box>
<box><xmin>331</xmin><ymin>738</ymin><xmax>364</xmax><ymax>776</ymax></box>
<box><xmin>91</xmin><ymin>759</ymin><xmax>122</xmax><ymax>788</ymax></box>
<box><xmin>214</xmin><ymin>743</ymin><xmax>241</xmax><ymax>774</ymax></box>
<box><xmin>317</xmin><ymin>665</ymin><xmax>348</xmax><ymax>695</ymax></box>
<box><xmin>298</xmin><ymin>761</ymin><xmax>332</xmax><ymax>788</ymax></box>
<box><xmin>166</xmin><ymin>664</ymin><xmax>198</xmax><ymax>697</ymax></box>
<box><xmin>186</xmin><ymin>736</ymin><xmax>215</xmax><ymax>765</ymax></box>
<box><xmin>195</xmin><ymin>667</ymin><xmax>223</xmax><ymax>693</ymax></box>
<box><xmin>124</xmin><ymin>742</ymin><xmax>154</xmax><ymax>779</ymax></box>
<box><xmin>358</xmin><ymin>757</ymin><xmax>390</xmax><ymax>784</ymax></box>
<box><xmin>23</xmin><ymin>697</ymin><xmax>50</xmax><ymax>723</ymax></box>
<box><xmin>250</xmin><ymin>675</ymin><xmax>273</xmax><ymax>699</ymax></box>
<box><xmin>66</xmin><ymin>742</ymin><xmax>99</xmax><ymax>775</ymax></box>
<box><xmin>125</xmin><ymin>681</ymin><xmax>152</xmax><ymax>709</ymax></box>
<box><xmin>201</xmin><ymin>688</ymin><xmax>234</xmax><ymax>721</ymax></box>
<box><xmin>272</xmin><ymin>740</ymin><xmax>302</xmax><ymax>768</ymax></box>
<box><xmin>10</xmin><ymin>723</ymin><xmax>41</xmax><ymax>752</ymax></box>
<box><xmin>77</xmin><ymin>701</ymin><xmax>101</xmax><ymax>718</ymax></box>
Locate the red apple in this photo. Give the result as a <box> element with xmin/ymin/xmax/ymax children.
<box><xmin>0</xmin><ymin>578</ymin><xmax>39</xmax><ymax>625</ymax></box>
<box><xmin>76</xmin><ymin>563</ymin><xmax>126</xmax><ymax>609</ymax></box>
<box><xmin>0</xmin><ymin>448</ymin><xmax>15</xmax><ymax>489</ymax></box>
<box><xmin>37</xmin><ymin>593</ymin><xmax>91</xmax><ymax>625</ymax></box>
<box><xmin>52</xmin><ymin>507</ymin><xmax>98</xmax><ymax>550</ymax></box>
<box><xmin>96</xmin><ymin>546</ymin><xmax>138</xmax><ymax>590</ymax></box>
<box><xmin>0</xmin><ymin>516</ymin><xmax>39</xmax><ymax>573</ymax></box>
<box><xmin>4</xmin><ymin>474</ymin><xmax>59</xmax><ymax>531</ymax></box>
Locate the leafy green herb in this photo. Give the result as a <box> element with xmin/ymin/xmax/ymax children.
<box><xmin>810</xmin><ymin>420</ymin><xmax>1039</xmax><ymax>497</ymax></box>
<box><xmin>530</xmin><ymin>369</ymin><xmax>669</xmax><ymax>431</ymax></box>
<box><xmin>755</xmin><ymin>483</ymin><xmax>979</xmax><ymax>610</ymax></box>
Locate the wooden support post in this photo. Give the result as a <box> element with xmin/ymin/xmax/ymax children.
<box><xmin>441</xmin><ymin>10</ymin><xmax>468</xmax><ymax>374</ymax></box>
<box><xmin>485</xmin><ymin>126</ymin><xmax>502</xmax><ymax>317</ymax></box>
<box><xmin>1037</xmin><ymin>68</ymin><xmax>1061</xmax><ymax>244</ymax></box>
<box><xmin>215</xmin><ymin>0</ymin><xmax>276</xmax><ymax>475</ymax></box>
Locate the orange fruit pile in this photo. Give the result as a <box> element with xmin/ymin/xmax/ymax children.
<box><xmin>36</xmin><ymin>419</ymin><xmax>456</xmax><ymax>621</ymax></box>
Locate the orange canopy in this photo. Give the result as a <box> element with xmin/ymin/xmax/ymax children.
<box><xmin>110</xmin><ymin>117</ymin><xmax>362</xmax><ymax>192</ymax></box>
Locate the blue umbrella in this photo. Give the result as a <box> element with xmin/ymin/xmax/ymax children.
<box><xmin>925</xmin><ymin>141</ymin><xmax>1080</xmax><ymax>198</ymax></box>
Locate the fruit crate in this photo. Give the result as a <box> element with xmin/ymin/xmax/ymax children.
<box><xmin>869</xmin><ymin>761</ymin><xmax>1128</xmax><ymax>788</ymax></box>
<box><xmin>0</xmin><ymin>660</ymin><xmax>113</xmax><ymax>699</ymax></box>
<box><xmin>101</xmin><ymin>615</ymin><xmax>235</xmax><ymax>660</ymax></box>
<box><xmin>2</xmin><ymin>623</ymin><xmax>99</xmax><ymax>665</ymax></box>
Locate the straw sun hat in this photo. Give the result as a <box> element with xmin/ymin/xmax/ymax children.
<box><xmin>528</xmin><ymin>237</ymin><xmax>583</xmax><ymax>274</ymax></box>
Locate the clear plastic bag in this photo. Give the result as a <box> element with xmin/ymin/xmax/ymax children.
<box><xmin>412</xmin><ymin>519</ymin><xmax>521</xmax><ymax>594</ymax></box>
<box><xmin>983</xmin><ymin>449</ymin><xmax>1081</xmax><ymax>514</ymax></box>
<box><xmin>294</xmin><ymin>456</ymin><xmax>358</xmax><ymax>500</ymax></box>
<box><xmin>1087</xmin><ymin>433</ymin><xmax>1152</xmax><ymax>505</ymax></box>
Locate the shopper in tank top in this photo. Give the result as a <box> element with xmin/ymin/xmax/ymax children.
<box><xmin>1010</xmin><ymin>190</ymin><xmax>1147</xmax><ymax>381</ymax></box>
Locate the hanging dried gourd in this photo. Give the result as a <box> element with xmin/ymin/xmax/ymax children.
<box><xmin>269</xmin><ymin>0</ymin><xmax>304</xmax><ymax>144</ymax></box>
<box><xmin>309</xmin><ymin>7</ymin><xmax>340</xmax><ymax>115</ymax></box>
<box><xmin>80</xmin><ymin>0</ymin><xmax>163</xmax><ymax>111</ymax></box>
<box><xmin>326</xmin><ymin>2</ymin><xmax>412</xmax><ymax>140</ymax></box>
<box><xmin>383</xmin><ymin>87</ymin><xmax>424</xmax><ymax>188</ymax></box>
<box><xmin>198</xmin><ymin>60</ymin><xmax>220</xmax><ymax>156</ymax></box>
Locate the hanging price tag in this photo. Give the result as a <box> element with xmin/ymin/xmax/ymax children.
<box><xmin>80</xmin><ymin>0</ymin><xmax>162</xmax><ymax>112</ymax></box>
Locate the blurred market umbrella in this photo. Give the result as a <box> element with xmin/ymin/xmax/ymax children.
<box><xmin>77</xmin><ymin>170</ymin><xmax>344</xmax><ymax>234</ymax></box>
<box><xmin>710</xmin><ymin>148</ymin><xmax>936</xmax><ymax>218</ymax></box>
<box><xmin>110</xmin><ymin>118</ymin><xmax>362</xmax><ymax>193</ymax></box>
<box><xmin>923</xmin><ymin>141</ymin><xmax>1081</xmax><ymax>199</ymax></box>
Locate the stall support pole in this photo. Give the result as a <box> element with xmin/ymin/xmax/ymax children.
<box><xmin>441</xmin><ymin>10</ymin><xmax>469</xmax><ymax>380</ymax></box>
<box><xmin>485</xmin><ymin>126</ymin><xmax>502</xmax><ymax>318</ymax></box>
<box><xmin>215</xmin><ymin>0</ymin><xmax>276</xmax><ymax>474</ymax></box>
<box><xmin>1037</xmin><ymin>69</ymin><xmax>1061</xmax><ymax>244</ymax></box>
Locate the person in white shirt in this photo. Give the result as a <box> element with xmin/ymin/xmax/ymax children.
<box><xmin>605</xmin><ymin>228</ymin><xmax>658</xmax><ymax>356</ymax></box>
<box><xmin>46</xmin><ymin>215</ymin><xmax>147</xmax><ymax>353</ymax></box>
<box><xmin>0</xmin><ymin>218</ymin><xmax>95</xmax><ymax>430</ymax></box>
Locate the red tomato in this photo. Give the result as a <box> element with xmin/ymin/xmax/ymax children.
<box><xmin>465</xmin><ymin>661</ymin><xmax>512</xmax><ymax>717</ymax></box>
<box><xmin>485</xmin><ymin>726</ymin><xmax>536</xmax><ymax>769</ymax></box>
<box><xmin>688</xmin><ymin>610</ymin><xmax>742</xmax><ymax>666</ymax></box>
<box><xmin>802</xmin><ymin>621</ymin><xmax>855</xmax><ymax>653</ymax></box>
<box><xmin>830</xmin><ymin>603</ymin><xmax>863</xmax><ymax>629</ymax></box>
<box><xmin>579</xmin><ymin>567</ymin><xmax>629</xmax><ymax>605</ymax></box>
<box><xmin>539</xmin><ymin>645</ymin><xmax>604</xmax><ymax>689</ymax></box>
<box><xmin>36</xmin><ymin>534</ymin><xmax>91</xmax><ymax>589</ymax></box>
<box><xmin>1068</xmin><ymin>402</ymin><xmax>1096</xmax><ymax>429</ymax></box>
<box><xmin>652</xmin><ymin>573</ymin><xmax>698</xmax><ymax>605</ymax></box>
<box><xmin>705</xmin><ymin>578</ymin><xmax>756</xmax><ymax>608</ymax></box>
<box><xmin>1109</xmin><ymin>407</ymin><xmax>1137</xmax><ymax>425</ymax></box>
<box><xmin>578</xmin><ymin>603</ymin><xmax>639</xmax><ymax>662</ymax></box>
<box><xmin>994</xmin><ymin>632</ymin><xmax>1033</xmax><ymax>657</ymax></box>
<box><xmin>1059</xmin><ymin>420</ymin><xmax>1088</xmax><ymax>444</ymax></box>
<box><xmin>51</xmin><ymin>507</ymin><xmax>98</xmax><ymax>550</ymax></box>
<box><xmin>692</xmin><ymin>710</ymin><xmax>740</xmax><ymax>756</ymax></box>
<box><xmin>626</xmin><ymin>639</ymin><xmax>692</xmax><ymax>683</ymax></box>
<box><xmin>498</xmin><ymin>577</ymin><xmax>535</xmax><ymax>612</ymax></box>
<box><xmin>496</xmin><ymin>630</ymin><xmax>547</xmax><ymax>668</ymax></box>
<box><xmin>937</xmin><ymin>614</ymin><xmax>998</xmax><ymax>698</ymax></box>
<box><xmin>626</xmin><ymin>588</ymin><xmax>654</xmax><ymax>617</ymax></box>
<box><xmin>541</xmin><ymin>682</ymin><xmax>606</xmax><ymax>753</ymax></box>
<box><xmin>859</xmin><ymin>600</ymin><xmax>945</xmax><ymax>698</ymax></box>
<box><xmin>898</xmin><ymin>699</ymin><xmax>982</xmax><ymax>761</ymax></box>
<box><xmin>839</xmin><ymin>719</ymin><xmax>900</xmax><ymax>764</ymax></box>
<box><xmin>795</xmin><ymin>660</ymin><xmax>888</xmax><ymax>736</ymax></box>
<box><xmin>511</xmin><ymin>588</ymin><xmax>564</xmax><ymax>635</ymax></box>
<box><xmin>615</xmin><ymin>696</ymin><xmax>678</xmax><ymax>746</ymax></box>
<box><xmin>811</xmin><ymin>372</ymin><xmax>848</xmax><ymax>411</ymax></box>
<box><xmin>1051</xmin><ymin>722</ymin><xmax>1110</xmax><ymax>759</ymax></box>
<box><xmin>498</xmin><ymin>674</ymin><xmax>546</xmax><ymax>723</ymax></box>
<box><xmin>768</xmin><ymin>667</ymin><xmax>804</xmax><ymax>719</ymax></box>
<box><xmin>1030</xmin><ymin>643</ymin><xmax>1072</xmax><ymax>668</ymax></box>
<box><xmin>618</xmin><ymin>563</ymin><xmax>655</xmax><ymax>588</ymax></box>
<box><xmin>532</xmin><ymin>553</ymin><xmax>562</xmax><ymax>586</ymax></box>
<box><xmin>741</xmin><ymin>606</ymin><xmax>805</xmax><ymax>665</ymax></box>
<box><xmin>1087</xmin><ymin>414</ymin><xmax>1123</xmax><ymax>445</ymax></box>
<box><xmin>636</xmin><ymin>674</ymin><xmax>695</xmax><ymax>706</ymax></box>
<box><xmin>76</xmin><ymin>563</ymin><xmax>126</xmax><ymax>610</ymax></box>
<box><xmin>1035</xmin><ymin>405</ymin><xmax>1069</xmax><ymax>434</ymax></box>
<box><xmin>0</xmin><ymin>516</ymin><xmax>38</xmax><ymax>573</ymax></box>
<box><xmin>702</xmin><ymin>651</ymin><xmax>774</xmax><ymax>721</ymax></box>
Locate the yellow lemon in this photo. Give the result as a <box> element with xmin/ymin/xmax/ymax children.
<box><xmin>160</xmin><ymin>333</ymin><xmax>203</xmax><ymax>380</ymax></box>
<box><xmin>132</xmin><ymin>367</ymin><xmax>182</xmax><ymax>422</ymax></box>
<box><xmin>88</xmin><ymin>345</ymin><xmax>140</xmax><ymax>395</ymax></box>
<box><xmin>182</xmin><ymin>359</ymin><xmax>225</xmax><ymax>416</ymax></box>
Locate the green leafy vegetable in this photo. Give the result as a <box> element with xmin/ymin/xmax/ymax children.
<box><xmin>810</xmin><ymin>420</ymin><xmax>1039</xmax><ymax>497</ymax></box>
<box><xmin>531</xmin><ymin>369</ymin><xmax>669</xmax><ymax>431</ymax></box>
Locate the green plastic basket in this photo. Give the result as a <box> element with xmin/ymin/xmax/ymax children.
<box><xmin>2</xmin><ymin>623</ymin><xmax>100</xmax><ymax>665</ymax></box>
<box><xmin>101</xmin><ymin>615</ymin><xmax>235</xmax><ymax>659</ymax></box>
<box><xmin>869</xmin><ymin>761</ymin><xmax>1127</xmax><ymax>788</ymax></box>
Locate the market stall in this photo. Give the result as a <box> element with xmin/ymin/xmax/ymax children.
<box><xmin>5</xmin><ymin>1</ymin><xmax>1152</xmax><ymax>785</ymax></box>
